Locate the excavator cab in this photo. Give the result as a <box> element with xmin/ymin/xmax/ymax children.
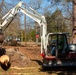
<box><xmin>47</xmin><ymin>32</ymin><xmax>69</xmax><ymax>57</ymax></box>
<box><xmin>42</xmin><ymin>32</ymin><xmax>75</xmax><ymax>69</ymax></box>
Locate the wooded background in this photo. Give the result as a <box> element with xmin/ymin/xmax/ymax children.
<box><xmin>0</xmin><ymin>0</ymin><xmax>75</xmax><ymax>42</ymax></box>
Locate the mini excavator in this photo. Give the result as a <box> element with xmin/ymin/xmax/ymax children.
<box><xmin>0</xmin><ymin>1</ymin><xmax>75</xmax><ymax>70</ymax></box>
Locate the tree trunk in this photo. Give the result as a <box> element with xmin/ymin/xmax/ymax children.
<box><xmin>72</xmin><ymin>0</ymin><xmax>76</xmax><ymax>44</ymax></box>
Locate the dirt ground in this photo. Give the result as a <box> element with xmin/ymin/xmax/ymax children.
<box><xmin>0</xmin><ymin>45</ymin><xmax>48</xmax><ymax>75</ymax></box>
<box><xmin>0</xmin><ymin>45</ymin><xmax>76</xmax><ymax>75</ymax></box>
<box><xmin>3</xmin><ymin>46</ymin><xmax>42</xmax><ymax>67</ymax></box>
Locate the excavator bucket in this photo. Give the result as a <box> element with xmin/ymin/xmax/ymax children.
<box><xmin>0</xmin><ymin>48</ymin><xmax>11</xmax><ymax>71</ymax></box>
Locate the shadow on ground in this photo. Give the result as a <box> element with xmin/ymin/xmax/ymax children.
<box><xmin>31</xmin><ymin>59</ymin><xmax>76</xmax><ymax>75</ymax></box>
<box><xmin>31</xmin><ymin>59</ymin><xmax>42</xmax><ymax>65</ymax></box>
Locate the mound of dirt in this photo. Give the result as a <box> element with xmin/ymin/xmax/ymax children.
<box><xmin>6</xmin><ymin>47</ymin><xmax>31</xmax><ymax>67</ymax></box>
<box><xmin>4</xmin><ymin>46</ymin><xmax>42</xmax><ymax>68</ymax></box>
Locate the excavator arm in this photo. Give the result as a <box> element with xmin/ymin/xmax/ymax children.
<box><xmin>19</xmin><ymin>7</ymin><xmax>47</xmax><ymax>55</ymax></box>
<box><xmin>0</xmin><ymin>1</ymin><xmax>23</xmax><ymax>30</ymax></box>
<box><xmin>0</xmin><ymin>1</ymin><xmax>47</xmax><ymax>55</ymax></box>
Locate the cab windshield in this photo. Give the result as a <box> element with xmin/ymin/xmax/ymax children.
<box><xmin>48</xmin><ymin>34</ymin><xmax>68</xmax><ymax>57</ymax></box>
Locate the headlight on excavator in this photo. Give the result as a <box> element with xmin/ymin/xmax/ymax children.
<box><xmin>68</xmin><ymin>44</ymin><xmax>76</xmax><ymax>52</ymax></box>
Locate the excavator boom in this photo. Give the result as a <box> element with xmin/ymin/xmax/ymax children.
<box><xmin>0</xmin><ymin>1</ymin><xmax>47</xmax><ymax>55</ymax></box>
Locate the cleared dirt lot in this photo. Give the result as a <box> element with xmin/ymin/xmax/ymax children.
<box><xmin>0</xmin><ymin>45</ymin><xmax>76</xmax><ymax>75</ymax></box>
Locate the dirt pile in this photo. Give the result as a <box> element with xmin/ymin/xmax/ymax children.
<box><xmin>6</xmin><ymin>48</ymin><xmax>31</xmax><ymax>67</ymax></box>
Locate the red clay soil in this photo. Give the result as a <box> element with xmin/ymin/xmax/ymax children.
<box><xmin>3</xmin><ymin>46</ymin><xmax>42</xmax><ymax>68</ymax></box>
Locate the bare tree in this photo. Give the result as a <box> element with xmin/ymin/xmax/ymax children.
<box><xmin>0</xmin><ymin>0</ymin><xmax>21</xmax><ymax>39</ymax></box>
<box><xmin>28</xmin><ymin>0</ymin><xmax>42</xmax><ymax>10</ymax></box>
